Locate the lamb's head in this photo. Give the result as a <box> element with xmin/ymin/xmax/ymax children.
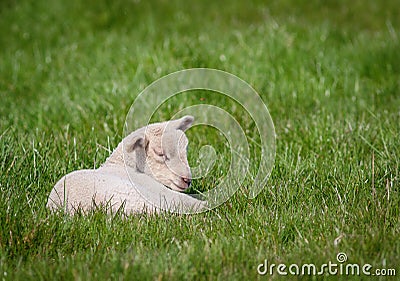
<box><xmin>123</xmin><ymin>116</ymin><xmax>194</xmax><ymax>192</ymax></box>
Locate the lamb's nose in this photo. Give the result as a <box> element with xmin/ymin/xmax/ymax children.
<box><xmin>182</xmin><ymin>177</ymin><xmax>191</xmax><ymax>187</ymax></box>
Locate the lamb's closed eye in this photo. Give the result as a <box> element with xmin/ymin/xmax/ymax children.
<box><xmin>153</xmin><ymin>148</ymin><xmax>164</xmax><ymax>156</ymax></box>
<box><xmin>153</xmin><ymin>148</ymin><xmax>170</xmax><ymax>161</ymax></box>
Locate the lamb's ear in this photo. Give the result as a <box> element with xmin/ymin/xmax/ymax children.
<box><xmin>124</xmin><ymin>131</ymin><xmax>148</xmax><ymax>153</ymax></box>
<box><xmin>170</xmin><ymin>115</ymin><xmax>194</xmax><ymax>131</ymax></box>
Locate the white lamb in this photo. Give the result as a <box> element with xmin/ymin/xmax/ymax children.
<box><xmin>47</xmin><ymin>115</ymin><xmax>207</xmax><ymax>215</ymax></box>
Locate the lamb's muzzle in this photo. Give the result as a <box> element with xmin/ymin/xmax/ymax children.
<box><xmin>182</xmin><ymin>177</ymin><xmax>191</xmax><ymax>187</ymax></box>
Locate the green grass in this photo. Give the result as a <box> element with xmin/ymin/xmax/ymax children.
<box><xmin>1</xmin><ymin>0</ymin><xmax>399</xmax><ymax>280</ymax></box>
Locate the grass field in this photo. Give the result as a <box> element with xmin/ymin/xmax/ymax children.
<box><xmin>1</xmin><ymin>0</ymin><xmax>399</xmax><ymax>280</ymax></box>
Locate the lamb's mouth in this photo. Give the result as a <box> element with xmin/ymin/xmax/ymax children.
<box><xmin>169</xmin><ymin>181</ymin><xmax>187</xmax><ymax>192</ymax></box>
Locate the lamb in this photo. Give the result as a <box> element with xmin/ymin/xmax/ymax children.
<box><xmin>46</xmin><ymin>115</ymin><xmax>207</xmax><ymax>215</ymax></box>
